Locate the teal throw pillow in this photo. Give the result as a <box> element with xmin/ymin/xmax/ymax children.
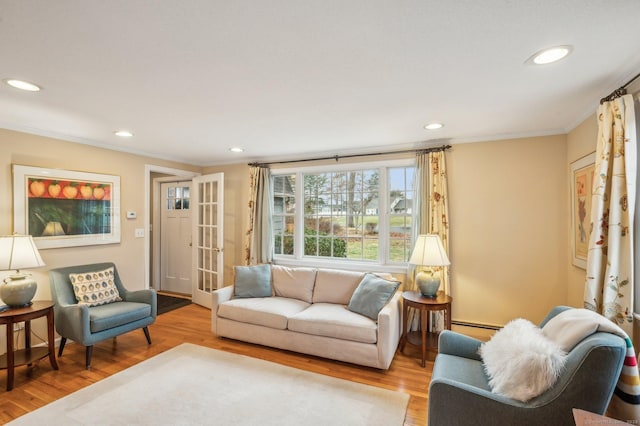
<box><xmin>347</xmin><ymin>274</ymin><xmax>400</xmax><ymax>320</ymax></box>
<box><xmin>234</xmin><ymin>264</ymin><xmax>272</xmax><ymax>298</ymax></box>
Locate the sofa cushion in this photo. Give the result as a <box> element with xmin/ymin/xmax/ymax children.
<box><xmin>347</xmin><ymin>274</ymin><xmax>400</xmax><ymax>320</ymax></box>
<box><xmin>288</xmin><ymin>303</ymin><xmax>378</xmax><ymax>344</ymax></box>
<box><xmin>233</xmin><ymin>264</ymin><xmax>272</xmax><ymax>298</ymax></box>
<box><xmin>272</xmin><ymin>265</ymin><xmax>317</xmax><ymax>303</ymax></box>
<box><xmin>312</xmin><ymin>269</ymin><xmax>365</xmax><ymax>305</ymax></box>
<box><xmin>217</xmin><ymin>297</ymin><xmax>310</xmax><ymax>330</ymax></box>
<box><xmin>89</xmin><ymin>302</ymin><xmax>151</xmax><ymax>333</ymax></box>
<box><xmin>69</xmin><ymin>267</ymin><xmax>122</xmax><ymax>307</ymax></box>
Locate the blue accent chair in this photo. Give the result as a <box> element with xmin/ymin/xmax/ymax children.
<box><xmin>49</xmin><ymin>262</ymin><xmax>157</xmax><ymax>369</ymax></box>
<box><xmin>428</xmin><ymin>306</ymin><xmax>627</xmax><ymax>426</ymax></box>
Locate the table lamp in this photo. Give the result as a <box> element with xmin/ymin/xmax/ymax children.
<box><xmin>409</xmin><ymin>234</ymin><xmax>450</xmax><ymax>297</ymax></box>
<box><xmin>0</xmin><ymin>234</ymin><xmax>46</xmax><ymax>307</ymax></box>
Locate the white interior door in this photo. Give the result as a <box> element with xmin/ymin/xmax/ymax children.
<box><xmin>160</xmin><ymin>182</ymin><xmax>193</xmax><ymax>294</ymax></box>
<box><xmin>191</xmin><ymin>173</ymin><xmax>224</xmax><ymax>308</ymax></box>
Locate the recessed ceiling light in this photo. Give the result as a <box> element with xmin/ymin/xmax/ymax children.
<box><xmin>114</xmin><ymin>130</ymin><xmax>134</xmax><ymax>138</ymax></box>
<box><xmin>527</xmin><ymin>45</ymin><xmax>573</xmax><ymax>65</ymax></box>
<box><xmin>4</xmin><ymin>79</ymin><xmax>41</xmax><ymax>92</ymax></box>
<box><xmin>424</xmin><ymin>123</ymin><xmax>444</xmax><ymax>130</ymax></box>
<box><xmin>229</xmin><ymin>147</ymin><xmax>244</xmax><ymax>153</ymax></box>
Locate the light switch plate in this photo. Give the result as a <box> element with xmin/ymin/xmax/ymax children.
<box><xmin>135</xmin><ymin>228</ymin><xmax>144</xmax><ymax>238</ymax></box>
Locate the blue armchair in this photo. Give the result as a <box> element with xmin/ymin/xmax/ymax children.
<box><xmin>49</xmin><ymin>262</ymin><xmax>157</xmax><ymax>369</ymax></box>
<box><xmin>428</xmin><ymin>306</ymin><xmax>627</xmax><ymax>425</ymax></box>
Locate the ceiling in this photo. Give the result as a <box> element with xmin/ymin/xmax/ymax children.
<box><xmin>2</xmin><ymin>1</ymin><xmax>640</xmax><ymax>166</ymax></box>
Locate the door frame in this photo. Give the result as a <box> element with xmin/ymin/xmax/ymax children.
<box><xmin>144</xmin><ymin>164</ymin><xmax>200</xmax><ymax>290</ymax></box>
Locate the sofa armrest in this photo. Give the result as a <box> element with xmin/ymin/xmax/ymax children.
<box><xmin>376</xmin><ymin>291</ymin><xmax>403</xmax><ymax>369</ymax></box>
<box><xmin>54</xmin><ymin>303</ymin><xmax>92</xmax><ymax>343</ymax></box>
<box><xmin>211</xmin><ymin>285</ymin><xmax>234</xmax><ymax>335</ymax></box>
<box><xmin>122</xmin><ymin>288</ymin><xmax>158</xmax><ymax>319</ymax></box>
<box><xmin>438</xmin><ymin>330</ymin><xmax>484</xmax><ymax>361</ymax></box>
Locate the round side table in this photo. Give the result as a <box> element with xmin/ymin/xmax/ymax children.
<box><xmin>0</xmin><ymin>301</ymin><xmax>59</xmax><ymax>390</ymax></box>
<box><xmin>399</xmin><ymin>290</ymin><xmax>452</xmax><ymax>367</ymax></box>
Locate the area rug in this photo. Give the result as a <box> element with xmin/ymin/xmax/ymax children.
<box><xmin>8</xmin><ymin>343</ymin><xmax>409</xmax><ymax>426</ymax></box>
<box><xmin>157</xmin><ymin>293</ymin><xmax>191</xmax><ymax>314</ymax></box>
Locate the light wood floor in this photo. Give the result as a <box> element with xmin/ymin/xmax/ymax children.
<box><xmin>0</xmin><ymin>304</ymin><xmax>434</xmax><ymax>425</ymax></box>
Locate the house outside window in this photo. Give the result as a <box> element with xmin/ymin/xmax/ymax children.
<box><xmin>271</xmin><ymin>159</ymin><xmax>414</xmax><ymax>272</ymax></box>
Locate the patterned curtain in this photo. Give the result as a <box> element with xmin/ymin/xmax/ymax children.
<box><xmin>584</xmin><ymin>94</ymin><xmax>636</xmax><ymax>333</ymax></box>
<box><xmin>409</xmin><ymin>150</ymin><xmax>450</xmax><ymax>330</ymax></box>
<box><xmin>243</xmin><ymin>166</ymin><xmax>274</xmax><ymax>265</ymax></box>
<box><xmin>427</xmin><ymin>150</ymin><xmax>450</xmax><ymax>295</ymax></box>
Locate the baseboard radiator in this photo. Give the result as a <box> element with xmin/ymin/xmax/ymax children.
<box><xmin>451</xmin><ymin>320</ymin><xmax>502</xmax><ymax>331</ymax></box>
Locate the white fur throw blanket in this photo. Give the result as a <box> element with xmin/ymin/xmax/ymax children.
<box><xmin>542</xmin><ymin>309</ymin><xmax>640</xmax><ymax>422</ymax></box>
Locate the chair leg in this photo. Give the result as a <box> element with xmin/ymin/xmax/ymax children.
<box><xmin>85</xmin><ymin>345</ymin><xmax>93</xmax><ymax>370</ymax></box>
<box><xmin>58</xmin><ymin>337</ymin><xmax>67</xmax><ymax>357</ymax></box>
<box><xmin>143</xmin><ymin>327</ymin><xmax>152</xmax><ymax>344</ymax></box>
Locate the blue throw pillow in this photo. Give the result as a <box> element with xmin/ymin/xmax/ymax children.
<box><xmin>234</xmin><ymin>264</ymin><xmax>272</xmax><ymax>298</ymax></box>
<box><xmin>347</xmin><ymin>274</ymin><xmax>400</xmax><ymax>320</ymax></box>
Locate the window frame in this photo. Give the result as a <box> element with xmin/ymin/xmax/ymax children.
<box><xmin>271</xmin><ymin>158</ymin><xmax>414</xmax><ymax>274</ymax></box>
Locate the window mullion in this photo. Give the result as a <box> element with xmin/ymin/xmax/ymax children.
<box><xmin>378</xmin><ymin>167</ymin><xmax>389</xmax><ymax>264</ymax></box>
<box><xmin>294</xmin><ymin>171</ymin><xmax>305</xmax><ymax>259</ymax></box>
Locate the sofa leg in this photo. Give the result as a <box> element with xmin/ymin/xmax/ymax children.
<box><xmin>58</xmin><ymin>337</ymin><xmax>67</xmax><ymax>357</ymax></box>
<box><xmin>85</xmin><ymin>345</ymin><xmax>93</xmax><ymax>370</ymax></box>
<box><xmin>143</xmin><ymin>327</ymin><xmax>152</xmax><ymax>344</ymax></box>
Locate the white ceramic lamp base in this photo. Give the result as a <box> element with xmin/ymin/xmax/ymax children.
<box><xmin>1</xmin><ymin>275</ymin><xmax>37</xmax><ymax>307</ymax></box>
<box><xmin>415</xmin><ymin>271</ymin><xmax>440</xmax><ymax>298</ymax></box>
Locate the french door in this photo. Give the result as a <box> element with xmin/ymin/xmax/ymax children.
<box><xmin>191</xmin><ymin>173</ymin><xmax>224</xmax><ymax>308</ymax></box>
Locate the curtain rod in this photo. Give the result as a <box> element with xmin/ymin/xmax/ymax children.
<box><xmin>600</xmin><ymin>71</ymin><xmax>640</xmax><ymax>104</ymax></box>
<box><xmin>248</xmin><ymin>145</ymin><xmax>451</xmax><ymax>167</ymax></box>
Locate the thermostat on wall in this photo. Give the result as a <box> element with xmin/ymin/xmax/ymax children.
<box><xmin>126</xmin><ymin>211</ymin><xmax>137</xmax><ymax>219</ymax></box>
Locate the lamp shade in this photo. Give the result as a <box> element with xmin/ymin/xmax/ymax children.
<box><xmin>0</xmin><ymin>235</ymin><xmax>46</xmax><ymax>271</ymax></box>
<box><xmin>409</xmin><ymin>234</ymin><xmax>450</xmax><ymax>267</ymax></box>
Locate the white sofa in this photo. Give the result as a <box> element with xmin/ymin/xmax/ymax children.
<box><xmin>211</xmin><ymin>265</ymin><xmax>402</xmax><ymax>369</ymax></box>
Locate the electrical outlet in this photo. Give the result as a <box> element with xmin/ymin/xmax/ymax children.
<box><xmin>13</xmin><ymin>323</ymin><xmax>24</xmax><ymax>331</ymax></box>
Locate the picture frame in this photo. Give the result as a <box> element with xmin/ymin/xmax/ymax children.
<box><xmin>12</xmin><ymin>165</ymin><xmax>121</xmax><ymax>249</ymax></box>
<box><xmin>570</xmin><ymin>152</ymin><xmax>596</xmax><ymax>269</ymax></box>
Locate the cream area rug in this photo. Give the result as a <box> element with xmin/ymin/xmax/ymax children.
<box><xmin>9</xmin><ymin>343</ymin><xmax>409</xmax><ymax>426</ymax></box>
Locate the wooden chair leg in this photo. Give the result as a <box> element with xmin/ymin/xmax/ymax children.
<box><xmin>85</xmin><ymin>345</ymin><xmax>93</xmax><ymax>370</ymax></box>
<box><xmin>58</xmin><ymin>337</ymin><xmax>67</xmax><ymax>357</ymax></box>
<box><xmin>143</xmin><ymin>327</ymin><xmax>152</xmax><ymax>344</ymax></box>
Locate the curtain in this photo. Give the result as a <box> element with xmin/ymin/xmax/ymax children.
<box><xmin>410</xmin><ymin>150</ymin><xmax>450</xmax><ymax>330</ymax></box>
<box><xmin>583</xmin><ymin>94</ymin><xmax>638</xmax><ymax>421</ymax></box>
<box><xmin>243</xmin><ymin>166</ymin><xmax>274</xmax><ymax>265</ymax></box>
<box><xmin>584</xmin><ymin>94</ymin><xmax>636</xmax><ymax>332</ymax></box>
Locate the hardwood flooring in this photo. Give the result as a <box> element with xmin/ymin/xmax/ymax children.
<box><xmin>0</xmin><ymin>304</ymin><xmax>435</xmax><ymax>425</ymax></box>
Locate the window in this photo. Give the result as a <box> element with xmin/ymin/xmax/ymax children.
<box><xmin>271</xmin><ymin>160</ymin><xmax>414</xmax><ymax>268</ymax></box>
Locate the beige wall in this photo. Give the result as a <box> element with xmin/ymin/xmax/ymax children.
<box><xmin>447</xmin><ymin>135</ymin><xmax>569</xmax><ymax>326</ymax></box>
<box><xmin>0</xmin><ymin>129</ymin><xmax>200</xmax><ymax>353</ymax></box>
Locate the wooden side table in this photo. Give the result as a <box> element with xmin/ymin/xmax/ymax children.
<box><xmin>0</xmin><ymin>301</ymin><xmax>59</xmax><ymax>390</ymax></box>
<box><xmin>399</xmin><ymin>290</ymin><xmax>452</xmax><ymax>367</ymax></box>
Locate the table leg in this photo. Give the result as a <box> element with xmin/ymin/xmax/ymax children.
<box><xmin>446</xmin><ymin>303</ymin><xmax>452</xmax><ymax>330</ymax></box>
<box><xmin>400</xmin><ymin>300</ymin><xmax>408</xmax><ymax>352</ymax></box>
<box><xmin>46</xmin><ymin>308</ymin><xmax>59</xmax><ymax>370</ymax></box>
<box><xmin>6</xmin><ymin>323</ymin><xmax>14</xmax><ymax>391</ymax></box>
<box><xmin>420</xmin><ymin>308</ymin><xmax>427</xmax><ymax>368</ymax></box>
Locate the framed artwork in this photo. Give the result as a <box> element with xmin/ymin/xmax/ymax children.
<box><xmin>570</xmin><ymin>153</ymin><xmax>596</xmax><ymax>269</ymax></box>
<box><xmin>13</xmin><ymin>165</ymin><xmax>121</xmax><ymax>249</ymax></box>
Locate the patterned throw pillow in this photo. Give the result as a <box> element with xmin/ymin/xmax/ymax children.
<box><xmin>69</xmin><ymin>267</ymin><xmax>122</xmax><ymax>307</ymax></box>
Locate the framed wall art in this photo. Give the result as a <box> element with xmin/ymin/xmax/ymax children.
<box><xmin>13</xmin><ymin>165</ymin><xmax>121</xmax><ymax>249</ymax></box>
<box><xmin>570</xmin><ymin>152</ymin><xmax>596</xmax><ymax>269</ymax></box>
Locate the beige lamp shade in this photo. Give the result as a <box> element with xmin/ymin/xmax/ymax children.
<box><xmin>0</xmin><ymin>235</ymin><xmax>45</xmax><ymax>307</ymax></box>
<box><xmin>409</xmin><ymin>234</ymin><xmax>450</xmax><ymax>267</ymax></box>
<box><xmin>409</xmin><ymin>234</ymin><xmax>449</xmax><ymax>297</ymax></box>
